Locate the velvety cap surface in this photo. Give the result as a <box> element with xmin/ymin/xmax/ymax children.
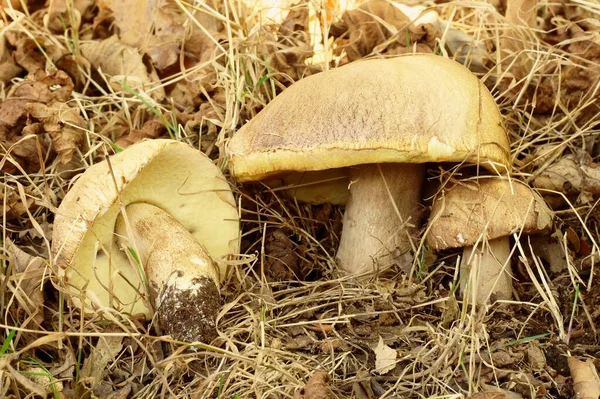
<box><xmin>427</xmin><ymin>178</ymin><xmax>553</xmax><ymax>250</ymax></box>
<box><xmin>227</xmin><ymin>54</ymin><xmax>510</xmax><ymax>182</ymax></box>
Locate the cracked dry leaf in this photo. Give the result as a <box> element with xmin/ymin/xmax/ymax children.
<box><xmin>294</xmin><ymin>372</ymin><xmax>337</xmax><ymax>399</ymax></box>
<box><xmin>95</xmin><ymin>0</ymin><xmax>224</xmax><ymax>71</ymax></box>
<box><xmin>7</xmin><ymin>240</ymin><xmax>47</xmax><ymax>326</ymax></box>
<box><xmin>45</xmin><ymin>0</ymin><xmax>93</xmax><ymax>33</ymax></box>
<box><xmin>374</xmin><ymin>336</ymin><xmax>397</xmax><ymax>375</ymax></box>
<box><xmin>1</xmin><ymin>186</ymin><xmax>37</xmax><ymax>220</ymax></box>
<box><xmin>80</xmin><ymin>36</ymin><xmax>164</xmax><ymax>100</ymax></box>
<box><xmin>6</xmin><ymin>30</ymin><xmax>69</xmax><ymax>75</ymax></box>
<box><xmin>115</xmin><ymin>118</ymin><xmax>166</xmax><ymax>148</ymax></box>
<box><xmin>534</xmin><ymin>152</ymin><xmax>600</xmax><ymax>207</ymax></box>
<box><xmin>1</xmin><ymin>70</ymin><xmax>79</xmax><ymax>173</ymax></box>
<box><xmin>25</xmin><ymin>102</ymin><xmax>84</xmax><ymax>166</ymax></box>
<box><xmin>0</xmin><ymin>34</ymin><xmax>22</xmax><ymax>83</ymax></box>
<box><xmin>535</xmin><ymin>18</ymin><xmax>600</xmax><ymax>125</ymax></box>
<box><xmin>473</xmin><ymin>387</ymin><xmax>524</xmax><ymax>399</ymax></box>
<box><xmin>265</xmin><ymin>228</ymin><xmax>301</xmax><ymax>281</ymax></box>
<box><xmin>330</xmin><ymin>0</ymin><xmax>440</xmax><ymax>62</ymax></box>
<box><xmin>79</xmin><ymin>332</ymin><xmax>124</xmax><ymax>394</ymax></box>
<box><xmin>569</xmin><ymin>357</ymin><xmax>600</xmax><ymax>399</ymax></box>
<box><xmin>527</xmin><ymin>341</ymin><xmax>546</xmax><ymax>371</ymax></box>
<box><xmin>501</xmin><ymin>0</ymin><xmax>537</xmax><ymax>80</ymax></box>
<box><xmin>329</xmin><ymin>0</ymin><xmax>486</xmax><ymax>68</ymax></box>
<box><xmin>468</xmin><ymin>393</ymin><xmax>511</xmax><ymax>399</ymax></box>
<box><xmin>1</xmin><ymin>0</ymin><xmax>45</xmax><ymax>12</ymax></box>
<box><xmin>268</xmin><ymin>5</ymin><xmax>314</xmax><ymax>82</ymax></box>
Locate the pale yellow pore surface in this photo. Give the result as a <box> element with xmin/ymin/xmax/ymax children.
<box><xmin>427</xmin><ymin>178</ymin><xmax>553</xmax><ymax>250</ymax></box>
<box><xmin>227</xmin><ymin>54</ymin><xmax>510</xmax><ymax>182</ymax></box>
<box><xmin>52</xmin><ymin>139</ymin><xmax>240</xmax><ymax>317</ymax></box>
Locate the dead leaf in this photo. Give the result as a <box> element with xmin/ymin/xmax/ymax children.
<box><xmin>265</xmin><ymin>228</ymin><xmax>302</xmax><ymax>281</ymax></box>
<box><xmin>472</xmin><ymin>386</ymin><xmax>524</xmax><ymax>399</ymax></box>
<box><xmin>269</xmin><ymin>5</ymin><xmax>314</xmax><ymax>81</ymax></box>
<box><xmin>17</xmin><ymin>365</ymin><xmax>63</xmax><ymax>395</ymax></box>
<box><xmin>509</xmin><ymin>371</ymin><xmax>549</xmax><ymax>397</ymax></box>
<box><xmin>526</xmin><ymin>341</ymin><xmax>546</xmax><ymax>371</ymax></box>
<box><xmin>501</xmin><ymin>0</ymin><xmax>537</xmax><ymax>80</ymax></box>
<box><xmin>95</xmin><ymin>0</ymin><xmax>224</xmax><ymax>71</ymax></box>
<box><xmin>0</xmin><ymin>35</ymin><xmax>22</xmax><ymax>83</ymax></box>
<box><xmin>468</xmin><ymin>393</ymin><xmax>510</xmax><ymax>399</ymax></box>
<box><xmin>318</xmin><ymin>339</ymin><xmax>349</xmax><ymax>353</ymax></box>
<box><xmin>569</xmin><ymin>357</ymin><xmax>600</xmax><ymax>399</ymax></box>
<box><xmin>534</xmin><ymin>151</ymin><xmax>600</xmax><ymax>208</ymax></box>
<box><xmin>6</xmin><ymin>31</ymin><xmax>69</xmax><ymax>75</ymax></box>
<box><xmin>373</xmin><ymin>336</ymin><xmax>397</xmax><ymax>375</ymax></box>
<box><xmin>79</xmin><ymin>332</ymin><xmax>124</xmax><ymax>392</ymax></box>
<box><xmin>0</xmin><ymin>187</ymin><xmax>36</xmax><ymax>220</ymax></box>
<box><xmin>45</xmin><ymin>0</ymin><xmax>89</xmax><ymax>33</ymax></box>
<box><xmin>25</xmin><ymin>101</ymin><xmax>84</xmax><ymax>166</ymax></box>
<box><xmin>294</xmin><ymin>372</ymin><xmax>337</xmax><ymax>399</ymax></box>
<box><xmin>1</xmin><ymin>70</ymin><xmax>81</xmax><ymax>173</ymax></box>
<box><xmin>80</xmin><ymin>36</ymin><xmax>165</xmax><ymax>100</ymax></box>
<box><xmin>6</xmin><ymin>239</ymin><xmax>46</xmax><ymax>326</ymax></box>
<box><xmin>533</xmin><ymin>18</ymin><xmax>600</xmax><ymax>126</ymax></box>
<box><xmin>330</xmin><ymin>0</ymin><xmax>440</xmax><ymax>62</ymax></box>
<box><xmin>115</xmin><ymin>118</ymin><xmax>166</xmax><ymax>148</ymax></box>
<box><xmin>106</xmin><ymin>384</ymin><xmax>132</xmax><ymax>399</ymax></box>
<box><xmin>0</xmin><ymin>0</ymin><xmax>45</xmax><ymax>12</ymax></box>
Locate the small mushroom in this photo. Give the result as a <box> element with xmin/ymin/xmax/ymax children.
<box><xmin>227</xmin><ymin>54</ymin><xmax>510</xmax><ymax>275</ymax></box>
<box><xmin>426</xmin><ymin>178</ymin><xmax>553</xmax><ymax>305</ymax></box>
<box><xmin>52</xmin><ymin>139</ymin><xmax>240</xmax><ymax>342</ymax></box>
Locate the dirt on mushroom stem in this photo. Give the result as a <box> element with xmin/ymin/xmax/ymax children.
<box><xmin>115</xmin><ymin>202</ymin><xmax>221</xmax><ymax>344</ymax></box>
<box><xmin>336</xmin><ymin>163</ymin><xmax>425</xmax><ymax>275</ymax></box>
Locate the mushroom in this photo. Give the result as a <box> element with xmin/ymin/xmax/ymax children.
<box><xmin>227</xmin><ymin>54</ymin><xmax>510</xmax><ymax>275</ymax></box>
<box><xmin>52</xmin><ymin>139</ymin><xmax>240</xmax><ymax>343</ymax></box>
<box><xmin>426</xmin><ymin>178</ymin><xmax>553</xmax><ymax>305</ymax></box>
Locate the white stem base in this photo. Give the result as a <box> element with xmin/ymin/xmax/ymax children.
<box><xmin>336</xmin><ymin>163</ymin><xmax>425</xmax><ymax>275</ymax></box>
<box><xmin>115</xmin><ymin>203</ymin><xmax>220</xmax><ymax>343</ymax></box>
<box><xmin>460</xmin><ymin>236</ymin><xmax>513</xmax><ymax>305</ymax></box>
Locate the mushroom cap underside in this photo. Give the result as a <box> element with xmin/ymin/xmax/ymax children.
<box><xmin>52</xmin><ymin>139</ymin><xmax>240</xmax><ymax>317</ymax></box>
<box><xmin>227</xmin><ymin>54</ymin><xmax>511</xmax><ymax>182</ymax></box>
<box><xmin>426</xmin><ymin>178</ymin><xmax>554</xmax><ymax>250</ymax></box>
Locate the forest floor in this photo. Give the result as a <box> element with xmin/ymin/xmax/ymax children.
<box><xmin>1</xmin><ymin>0</ymin><xmax>600</xmax><ymax>398</ymax></box>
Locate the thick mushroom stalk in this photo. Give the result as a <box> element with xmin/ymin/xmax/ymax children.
<box><xmin>336</xmin><ymin>164</ymin><xmax>426</xmax><ymax>274</ymax></box>
<box><xmin>115</xmin><ymin>203</ymin><xmax>221</xmax><ymax>343</ymax></box>
<box><xmin>460</xmin><ymin>236</ymin><xmax>513</xmax><ymax>305</ymax></box>
<box><xmin>226</xmin><ymin>55</ymin><xmax>513</xmax><ymax>276</ymax></box>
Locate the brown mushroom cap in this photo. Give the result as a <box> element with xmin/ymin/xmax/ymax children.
<box><xmin>427</xmin><ymin>178</ymin><xmax>554</xmax><ymax>250</ymax></box>
<box><xmin>52</xmin><ymin>139</ymin><xmax>240</xmax><ymax>317</ymax></box>
<box><xmin>227</xmin><ymin>54</ymin><xmax>510</xmax><ymax>182</ymax></box>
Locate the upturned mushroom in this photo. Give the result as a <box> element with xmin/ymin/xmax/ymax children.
<box><xmin>52</xmin><ymin>139</ymin><xmax>240</xmax><ymax>343</ymax></box>
<box><xmin>227</xmin><ymin>54</ymin><xmax>510</xmax><ymax>275</ymax></box>
<box><xmin>426</xmin><ymin>178</ymin><xmax>553</xmax><ymax>305</ymax></box>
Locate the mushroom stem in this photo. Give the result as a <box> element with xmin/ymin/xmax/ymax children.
<box><xmin>115</xmin><ymin>203</ymin><xmax>221</xmax><ymax>343</ymax></box>
<box><xmin>460</xmin><ymin>236</ymin><xmax>513</xmax><ymax>305</ymax></box>
<box><xmin>336</xmin><ymin>163</ymin><xmax>425</xmax><ymax>274</ymax></box>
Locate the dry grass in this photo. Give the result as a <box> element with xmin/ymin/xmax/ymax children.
<box><xmin>1</xmin><ymin>0</ymin><xmax>599</xmax><ymax>398</ymax></box>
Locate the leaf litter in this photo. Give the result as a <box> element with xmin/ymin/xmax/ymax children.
<box><xmin>1</xmin><ymin>0</ymin><xmax>600</xmax><ymax>398</ymax></box>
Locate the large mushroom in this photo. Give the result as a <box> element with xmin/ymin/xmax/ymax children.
<box><xmin>227</xmin><ymin>54</ymin><xmax>510</xmax><ymax>275</ymax></box>
<box><xmin>52</xmin><ymin>139</ymin><xmax>240</xmax><ymax>343</ymax></box>
<box><xmin>426</xmin><ymin>178</ymin><xmax>553</xmax><ymax>305</ymax></box>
